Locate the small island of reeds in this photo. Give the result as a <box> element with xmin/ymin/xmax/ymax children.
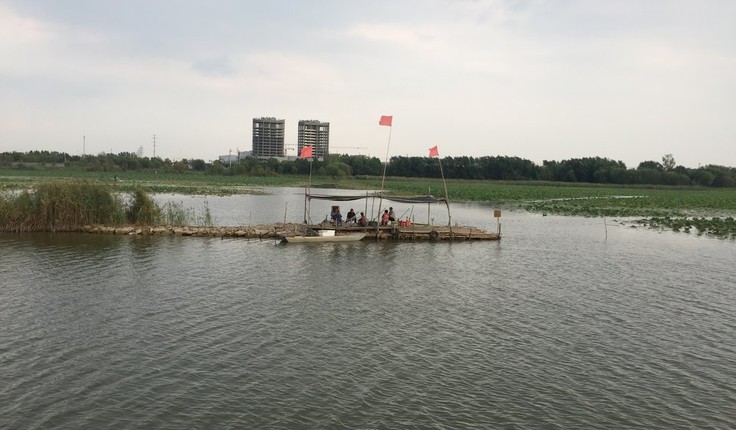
<box><xmin>0</xmin><ymin>181</ymin><xmax>213</xmax><ymax>233</ymax></box>
<box><xmin>1</xmin><ymin>175</ymin><xmax>735</xmax><ymax>239</ymax></box>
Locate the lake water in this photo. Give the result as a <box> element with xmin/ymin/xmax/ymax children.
<box><xmin>2</xmin><ymin>188</ymin><xmax>736</xmax><ymax>429</ymax></box>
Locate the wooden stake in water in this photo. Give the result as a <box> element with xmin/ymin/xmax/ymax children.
<box><xmin>603</xmin><ymin>217</ymin><xmax>608</xmax><ymax>240</ymax></box>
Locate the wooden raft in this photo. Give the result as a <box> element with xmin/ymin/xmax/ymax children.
<box><xmin>301</xmin><ymin>223</ymin><xmax>500</xmax><ymax>241</ymax></box>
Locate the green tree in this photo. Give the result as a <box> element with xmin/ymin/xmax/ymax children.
<box><xmin>662</xmin><ymin>154</ymin><xmax>676</xmax><ymax>171</ymax></box>
<box><xmin>190</xmin><ymin>159</ymin><xmax>207</xmax><ymax>171</ymax></box>
<box><xmin>638</xmin><ymin>160</ymin><xmax>663</xmax><ymax>171</ymax></box>
<box><xmin>324</xmin><ymin>162</ymin><xmax>351</xmax><ymax>178</ymax></box>
<box><xmin>690</xmin><ymin>169</ymin><xmax>715</xmax><ymax>187</ymax></box>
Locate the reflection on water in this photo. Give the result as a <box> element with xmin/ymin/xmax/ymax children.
<box><xmin>1</xmin><ymin>192</ymin><xmax>735</xmax><ymax>429</ymax></box>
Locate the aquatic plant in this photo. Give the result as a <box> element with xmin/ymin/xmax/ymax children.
<box><xmin>126</xmin><ymin>187</ymin><xmax>160</xmax><ymax>225</ymax></box>
<box><xmin>198</xmin><ymin>199</ymin><xmax>214</xmax><ymax>226</ymax></box>
<box><xmin>159</xmin><ymin>201</ymin><xmax>193</xmax><ymax>226</ymax></box>
<box><xmin>641</xmin><ymin>216</ymin><xmax>736</xmax><ymax>239</ymax></box>
<box><xmin>158</xmin><ymin>200</ymin><xmax>214</xmax><ymax>227</ymax></box>
<box><xmin>2</xmin><ymin>171</ymin><xmax>735</xmax><ymax>234</ymax></box>
<box><xmin>0</xmin><ymin>179</ymin><xmax>221</xmax><ymax>231</ymax></box>
<box><xmin>0</xmin><ymin>181</ymin><xmax>125</xmax><ymax>232</ymax></box>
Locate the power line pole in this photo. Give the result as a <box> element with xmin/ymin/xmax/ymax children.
<box><xmin>153</xmin><ymin>134</ymin><xmax>157</xmax><ymax>158</ymax></box>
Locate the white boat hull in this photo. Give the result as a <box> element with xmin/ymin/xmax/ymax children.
<box><xmin>282</xmin><ymin>233</ymin><xmax>366</xmax><ymax>243</ymax></box>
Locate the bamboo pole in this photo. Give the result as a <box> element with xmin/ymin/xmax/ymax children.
<box><xmin>437</xmin><ymin>155</ymin><xmax>452</xmax><ymax>231</ymax></box>
<box><xmin>303</xmin><ymin>159</ymin><xmax>313</xmax><ymax>224</ymax></box>
<box><xmin>376</xmin><ymin>123</ymin><xmax>392</xmax><ymax>238</ymax></box>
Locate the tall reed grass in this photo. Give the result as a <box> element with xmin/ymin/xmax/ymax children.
<box><xmin>0</xmin><ymin>181</ymin><xmax>126</xmax><ymax>232</ymax></box>
<box><xmin>159</xmin><ymin>199</ymin><xmax>214</xmax><ymax>226</ymax></box>
<box><xmin>126</xmin><ymin>187</ymin><xmax>160</xmax><ymax>225</ymax></box>
<box><xmin>1</xmin><ymin>181</ymin><xmax>218</xmax><ymax>232</ymax></box>
<box><xmin>0</xmin><ymin>181</ymin><xmax>212</xmax><ymax>232</ymax></box>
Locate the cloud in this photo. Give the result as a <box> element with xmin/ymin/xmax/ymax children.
<box><xmin>192</xmin><ymin>55</ymin><xmax>236</xmax><ymax>77</ymax></box>
<box><xmin>0</xmin><ymin>3</ymin><xmax>49</xmax><ymax>43</ymax></box>
<box><xmin>349</xmin><ymin>23</ymin><xmax>424</xmax><ymax>48</ymax></box>
<box><xmin>1</xmin><ymin>0</ymin><xmax>735</xmax><ymax>167</ymax></box>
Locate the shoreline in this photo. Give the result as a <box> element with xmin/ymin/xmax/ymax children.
<box><xmin>1</xmin><ymin>222</ymin><xmax>501</xmax><ymax>242</ymax></box>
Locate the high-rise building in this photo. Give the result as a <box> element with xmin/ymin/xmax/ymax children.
<box><xmin>297</xmin><ymin>120</ymin><xmax>330</xmax><ymax>160</ymax></box>
<box><xmin>252</xmin><ymin>117</ymin><xmax>285</xmax><ymax>159</ymax></box>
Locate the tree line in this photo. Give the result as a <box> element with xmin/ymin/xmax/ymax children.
<box><xmin>2</xmin><ymin>150</ymin><xmax>735</xmax><ymax>188</ymax></box>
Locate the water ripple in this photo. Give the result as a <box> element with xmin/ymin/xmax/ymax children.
<box><xmin>2</xmin><ymin>221</ymin><xmax>736</xmax><ymax>429</ymax></box>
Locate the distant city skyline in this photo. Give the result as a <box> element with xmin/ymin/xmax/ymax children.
<box><xmin>1</xmin><ymin>1</ymin><xmax>735</xmax><ymax>169</ymax></box>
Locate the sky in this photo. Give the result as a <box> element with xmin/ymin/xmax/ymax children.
<box><xmin>1</xmin><ymin>0</ymin><xmax>735</xmax><ymax>169</ymax></box>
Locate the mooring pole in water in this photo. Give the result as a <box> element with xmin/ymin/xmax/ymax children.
<box><xmin>494</xmin><ymin>210</ymin><xmax>502</xmax><ymax>237</ymax></box>
<box><xmin>603</xmin><ymin>217</ymin><xmax>608</xmax><ymax>240</ymax></box>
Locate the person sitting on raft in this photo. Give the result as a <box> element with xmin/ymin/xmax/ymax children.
<box><xmin>358</xmin><ymin>212</ymin><xmax>367</xmax><ymax>226</ymax></box>
<box><xmin>381</xmin><ymin>209</ymin><xmax>390</xmax><ymax>226</ymax></box>
<box><xmin>346</xmin><ymin>208</ymin><xmax>356</xmax><ymax>223</ymax></box>
<box><xmin>331</xmin><ymin>208</ymin><xmax>343</xmax><ymax>224</ymax></box>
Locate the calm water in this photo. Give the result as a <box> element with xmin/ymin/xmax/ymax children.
<box><xmin>2</xmin><ymin>189</ymin><xmax>736</xmax><ymax>429</ymax></box>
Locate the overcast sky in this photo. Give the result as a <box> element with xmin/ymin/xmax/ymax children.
<box><xmin>1</xmin><ymin>0</ymin><xmax>735</xmax><ymax>168</ymax></box>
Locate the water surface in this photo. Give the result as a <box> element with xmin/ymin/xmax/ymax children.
<box><xmin>2</xmin><ymin>193</ymin><xmax>735</xmax><ymax>429</ymax></box>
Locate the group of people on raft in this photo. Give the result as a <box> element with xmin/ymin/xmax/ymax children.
<box><xmin>330</xmin><ymin>207</ymin><xmax>397</xmax><ymax>226</ymax></box>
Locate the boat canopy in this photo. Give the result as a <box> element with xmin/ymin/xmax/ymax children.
<box><xmin>306</xmin><ymin>193</ymin><xmax>447</xmax><ymax>204</ymax></box>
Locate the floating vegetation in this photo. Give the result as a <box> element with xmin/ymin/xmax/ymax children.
<box><xmin>522</xmin><ymin>196</ymin><xmax>681</xmax><ymax>218</ymax></box>
<box><xmin>638</xmin><ymin>216</ymin><xmax>736</xmax><ymax>239</ymax></box>
<box><xmin>0</xmin><ymin>168</ymin><xmax>285</xmax><ymax>196</ymax></box>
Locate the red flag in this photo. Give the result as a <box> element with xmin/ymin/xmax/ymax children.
<box><xmin>299</xmin><ymin>145</ymin><xmax>313</xmax><ymax>159</ymax></box>
<box><xmin>379</xmin><ymin>115</ymin><xmax>393</xmax><ymax>127</ymax></box>
<box><xmin>429</xmin><ymin>146</ymin><xmax>439</xmax><ymax>158</ymax></box>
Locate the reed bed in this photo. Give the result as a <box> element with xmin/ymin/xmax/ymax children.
<box><xmin>158</xmin><ymin>200</ymin><xmax>213</xmax><ymax>227</ymax></box>
<box><xmin>0</xmin><ymin>181</ymin><xmax>126</xmax><ymax>232</ymax></box>
<box><xmin>0</xmin><ymin>181</ymin><xmax>208</xmax><ymax>232</ymax></box>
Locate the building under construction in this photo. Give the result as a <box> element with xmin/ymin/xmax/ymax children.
<box><xmin>297</xmin><ymin>120</ymin><xmax>330</xmax><ymax>160</ymax></box>
<box><xmin>252</xmin><ymin>117</ymin><xmax>285</xmax><ymax>159</ymax></box>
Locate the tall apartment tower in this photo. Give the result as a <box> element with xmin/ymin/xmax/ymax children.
<box><xmin>297</xmin><ymin>120</ymin><xmax>330</xmax><ymax>160</ymax></box>
<box><xmin>252</xmin><ymin>117</ymin><xmax>285</xmax><ymax>159</ymax></box>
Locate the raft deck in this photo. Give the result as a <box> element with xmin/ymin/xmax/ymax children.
<box><xmin>287</xmin><ymin>223</ymin><xmax>500</xmax><ymax>241</ymax></box>
<box><xmin>79</xmin><ymin>222</ymin><xmax>500</xmax><ymax>241</ymax></box>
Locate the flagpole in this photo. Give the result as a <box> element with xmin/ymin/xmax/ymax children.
<box><xmin>375</xmin><ymin>115</ymin><xmax>393</xmax><ymax>237</ymax></box>
<box><xmin>437</xmin><ymin>156</ymin><xmax>452</xmax><ymax>228</ymax></box>
<box><xmin>377</xmin><ymin>124</ymin><xmax>392</xmax><ymax>220</ymax></box>
<box><xmin>301</xmin><ymin>146</ymin><xmax>314</xmax><ymax>224</ymax></box>
<box><xmin>429</xmin><ymin>146</ymin><xmax>451</xmax><ymax>229</ymax></box>
<box><xmin>304</xmin><ymin>159</ymin><xmax>312</xmax><ymax>223</ymax></box>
